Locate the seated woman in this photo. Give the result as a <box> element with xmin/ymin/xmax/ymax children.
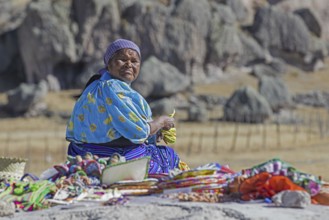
<box><xmin>66</xmin><ymin>39</ymin><xmax>188</xmax><ymax>174</ymax></box>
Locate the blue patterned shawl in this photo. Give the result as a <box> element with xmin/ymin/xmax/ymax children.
<box><xmin>66</xmin><ymin>71</ymin><xmax>152</xmax><ymax>144</ymax></box>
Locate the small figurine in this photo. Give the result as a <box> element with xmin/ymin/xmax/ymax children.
<box><xmin>107</xmin><ymin>153</ymin><xmax>126</xmax><ymax>166</ymax></box>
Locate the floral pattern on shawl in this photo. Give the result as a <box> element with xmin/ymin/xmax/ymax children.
<box><xmin>66</xmin><ymin>72</ymin><xmax>152</xmax><ymax>144</ymax></box>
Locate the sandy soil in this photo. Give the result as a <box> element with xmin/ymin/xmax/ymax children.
<box><xmin>3</xmin><ymin>196</ymin><xmax>329</xmax><ymax>220</ymax></box>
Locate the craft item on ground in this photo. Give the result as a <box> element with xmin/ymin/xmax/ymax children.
<box><xmin>101</xmin><ymin>157</ymin><xmax>150</xmax><ymax>186</ymax></box>
<box><xmin>76</xmin><ymin>188</ymin><xmax>122</xmax><ymax>202</ymax></box>
<box><xmin>160</xmin><ymin>163</ymin><xmax>239</xmax><ymax>195</ymax></box>
<box><xmin>244</xmin><ymin>158</ymin><xmax>323</xmax><ymax>196</ymax></box>
<box><xmin>238</xmin><ymin>172</ymin><xmax>307</xmax><ymax>201</ymax></box>
<box><xmin>271</xmin><ymin>190</ymin><xmax>311</xmax><ymax>208</ymax></box>
<box><xmin>164</xmin><ymin>191</ymin><xmax>241</xmax><ymax>203</ymax></box>
<box><xmin>49</xmin><ymin>153</ymin><xmax>110</xmax><ymax>186</ymax></box>
<box><xmin>108</xmin><ymin>153</ymin><xmax>126</xmax><ymax>165</ymax></box>
<box><xmin>148</xmin><ymin>173</ymin><xmax>169</xmax><ymax>180</ymax></box>
<box><xmin>312</xmin><ymin>183</ymin><xmax>329</xmax><ymax>206</ymax></box>
<box><xmin>107</xmin><ymin>178</ymin><xmax>160</xmax><ymax>195</ymax></box>
<box><xmin>40</xmin><ymin>167</ymin><xmax>61</xmax><ymax>181</ymax></box>
<box><xmin>175</xmin><ymin>192</ymin><xmax>220</xmax><ymax>203</ymax></box>
<box><xmin>0</xmin><ymin>157</ymin><xmax>27</xmax><ymax>181</ymax></box>
<box><xmin>0</xmin><ymin>180</ymin><xmax>56</xmax><ymax>211</ymax></box>
<box><xmin>228</xmin><ymin>174</ymin><xmax>247</xmax><ymax>194</ymax></box>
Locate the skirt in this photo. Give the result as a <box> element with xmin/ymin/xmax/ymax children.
<box><xmin>68</xmin><ymin>142</ymin><xmax>181</xmax><ymax>174</ymax></box>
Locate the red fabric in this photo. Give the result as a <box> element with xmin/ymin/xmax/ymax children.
<box><xmin>239</xmin><ymin>172</ymin><xmax>306</xmax><ymax>201</ymax></box>
<box><xmin>312</xmin><ymin>185</ymin><xmax>329</xmax><ymax>206</ymax></box>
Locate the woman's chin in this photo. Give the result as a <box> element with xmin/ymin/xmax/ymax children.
<box><xmin>121</xmin><ymin>77</ymin><xmax>134</xmax><ymax>84</ymax></box>
<box><xmin>120</xmin><ymin>74</ymin><xmax>135</xmax><ymax>83</ymax></box>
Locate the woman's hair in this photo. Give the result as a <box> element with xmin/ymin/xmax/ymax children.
<box><xmin>75</xmin><ymin>74</ymin><xmax>101</xmax><ymax>99</ymax></box>
<box><xmin>84</xmin><ymin>74</ymin><xmax>102</xmax><ymax>89</ymax></box>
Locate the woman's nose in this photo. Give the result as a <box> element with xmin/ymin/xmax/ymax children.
<box><xmin>124</xmin><ymin>60</ymin><xmax>132</xmax><ymax>67</ymax></box>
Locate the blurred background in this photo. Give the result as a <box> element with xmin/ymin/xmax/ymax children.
<box><xmin>0</xmin><ymin>0</ymin><xmax>328</xmax><ymax>178</ymax></box>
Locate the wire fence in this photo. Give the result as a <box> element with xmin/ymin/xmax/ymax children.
<box><xmin>1</xmin><ymin>109</ymin><xmax>329</xmax><ymax>175</ymax></box>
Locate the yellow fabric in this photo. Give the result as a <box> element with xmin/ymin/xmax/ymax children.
<box><xmin>178</xmin><ymin>160</ymin><xmax>190</xmax><ymax>171</ymax></box>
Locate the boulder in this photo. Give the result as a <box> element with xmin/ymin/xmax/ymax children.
<box><xmin>73</xmin><ymin>0</ymin><xmax>121</xmax><ymax>61</ymax></box>
<box><xmin>132</xmin><ymin>56</ymin><xmax>189</xmax><ymax>99</ymax></box>
<box><xmin>0</xmin><ymin>31</ymin><xmax>19</xmax><ymax>73</ymax></box>
<box><xmin>274</xmin><ymin>0</ymin><xmax>329</xmax><ymax>41</ymax></box>
<box><xmin>207</xmin><ymin>4</ymin><xmax>242</xmax><ymax>69</ymax></box>
<box><xmin>294</xmin><ymin>8</ymin><xmax>322</xmax><ymax>38</ymax></box>
<box><xmin>121</xmin><ymin>1</ymin><xmax>207</xmax><ymax>77</ymax></box>
<box><xmin>188</xmin><ymin>104</ymin><xmax>209</xmax><ymax>122</ymax></box>
<box><xmin>251</xmin><ymin>58</ymin><xmax>286</xmax><ymax>78</ymax></box>
<box><xmin>120</xmin><ymin>1</ymin><xmax>169</xmax><ymax>57</ymax></box>
<box><xmin>17</xmin><ymin>0</ymin><xmax>77</xmax><ymax>84</ymax></box>
<box><xmin>149</xmin><ymin>98</ymin><xmax>175</xmax><ymax>116</ymax></box>
<box><xmin>6</xmin><ymin>81</ymin><xmax>48</xmax><ymax>116</ymax></box>
<box><xmin>272</xmin><ymin>190</ymin><xmax>311</xmax><ymax>208</ymax></box>
<box><xmin>258</xmin><ymin>75</ymin><xmax>293</xmax><ymax>112</ymax></box>
<box><xmin>0</xmin><ymin>31</ymin><xmax>25</xmax><ymax>92</ymax></box>
<box><xmin>0</xmin><ymin>0</ymin><xmax>32</xmax><ymax>34</ymax></box>
<box><xmin>219</xmin><ymin>0</ymin><xmax>249</xmax><ymax>22</ymax></box>
<box><xmin>117</xmin><ymin>0</ymin><xmax>140</xmax><ymax>14</ymax></box>
<box><xmin>198</xmin><ymin>94</ymin><xmax>227</xmax><ymax>109</ymax></box>
<box><xmin>45</xmin><ymin>74</ymin><xmax>61</xmax><ymax>92</ymax></box>
<box><xmin>237</xmin><ymin>31</ymin><xmax>267</xmax><ymax>67</ymax></box>
<box><xmin>75</xmin><ymin>61</ymin><xmax>104</xmax><ymax>89</ymax></box>
<box><xmin>224</xmin><ymin>86</ymin><xmax>272</xmax><ymax>123</ymax></box>
<box><xmin>172</xmin><ymin>0</ymin><xmax>211</xmax><ymax>37</ymax></box>
<box><xmin>292</xmin><ymin>91</ymin><xmax>329</xmax><ymax>108</ymax></box>
<box><xmin>251</xmin><ymin>6</ymin><xmax>311</xmax><ymax>55</ymax></box>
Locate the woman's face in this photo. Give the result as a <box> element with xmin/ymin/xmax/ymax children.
<box><xmin>107</xmin><ymin>48</ymin><xmax>141</xmax><ymax>83</ymax></box>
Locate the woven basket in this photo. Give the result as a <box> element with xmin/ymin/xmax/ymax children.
<box><xmin>0</xmin><ymin>157</ymin><xmax>27</xmax><ymax>180</ymax></box>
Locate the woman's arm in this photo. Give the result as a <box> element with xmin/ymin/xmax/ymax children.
<box><xmin>148</xmin><ymin>115</ymin><xmax>175</xmax><ymax>135</ymax></box>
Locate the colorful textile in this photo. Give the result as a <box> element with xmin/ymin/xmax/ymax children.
<box><xmin>243</xmin><ymin>158</ymin><xmax>322</xmax><ymax>196</ymax></box>
<box><xmin>239</xmin><ymin>172</ymin><xmax>306</xmax><ymax>201</ymax></box>
<box><xmin>66</xmin><ymin>72</ymin><xmax>152</xmax><ymax>145</ymax></box>
<box><xmin>0</xmin><ymin>180</ymin><xmax>56</xmax><ymax>211</ymax></box>
<box><xmin>159</xmin><ymin>163</ymin><xmax>240</xmax><ymax>194</ymax></box>
<box><xmin>312</xmin><ymin>184</ymin><xmax>329</xmax><ymax>206</ymax></box>
<box><xmin>68</xmin><ymin>142</ymin><xmax>181</xmax><ymax>174</ymax></box>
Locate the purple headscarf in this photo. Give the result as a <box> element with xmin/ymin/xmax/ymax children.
<box><xmin>104</xmin><ymin>39</ymin><xmax>141</xmax><ymax>65</ymax></box>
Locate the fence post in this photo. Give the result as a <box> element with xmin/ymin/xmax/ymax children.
<box><xmin>25</xmin><ymin>136</ymin><xmax>31</xmax><ymax>172</ymax></box>
<box><xmin>308</xmin><ymin>113</ymin><xmax>313</xmax><ymax>141</ymax></box>
<box><xmin>276</xmin><ymin>115</ymin><xmax>281</xmax><ymax>148</ymax></box>
<box><xmin>317</xmin><ymin>114</ymin><xmax>324</xmax><ymax>139</ymax></box>
<box><xmin>231</xmin><ymin>116</ymin><xmax>239</xmax><ymax>152</ymax></box>
<box><xmin>293</xmin><ymin>113</ymin><xmax>299</xmax><ymax>144</ymax></box>
<box><xmin>187</xmin><ymin>131</ymin><xmax>194</xmax><ymax>155</ymax></box>
<box><xmin>262</xmin><ymin>120</ymin><xmax>267</xmax><ymax>149</ymax></box>
<box><xmin>44</xmin><ymin>136</ymin><xmax>49</xmax><ymax>166</ymax></box>
<box><xmin>5</xmin><ymin>132</ymin><xmax>10</xmax><ymax>155</ymax></box>
<box><xmin>198</xmin><ymin>132</ymin><xmax>203</xmax><ymax>153</ymax></box>
<box><xmin>213</xmin><ymin>122</ymin><xmax>219</xmax><ymax>153</ymax></box>
<box><xmin>246</xmin><ymin>116</ymin><xmax>252</xmax><ymax>149</ymax></box>
<box><xmin>326</xmin><ymin>112</ymin><xmax>329</xmax><ymax>136</ymax></box>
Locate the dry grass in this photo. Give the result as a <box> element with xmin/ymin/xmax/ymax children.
<box><xmin>0</xmin><ymin>69</ymin><xmax>329</xmax><ymax>180</ymax></box>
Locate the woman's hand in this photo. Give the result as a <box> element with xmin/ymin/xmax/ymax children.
<box><xmin>148</xmin><ymin>115</ymin><xmax>175</xmax><ymax>135</ymax></box>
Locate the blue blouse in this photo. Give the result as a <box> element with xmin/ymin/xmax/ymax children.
<box><xmin>66</xmin><ymin>72</ymin><xmax>152</xmax><ymax>144</ymax></box>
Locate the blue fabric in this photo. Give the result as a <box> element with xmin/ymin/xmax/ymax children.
<box><xmin>68</xmin><ymin>142</ymin><xmax>181</xmax><ymax>174</ymax></box>
<box><xmin>66</xmin><ymin>72</ymin><xmax>152</xmax><ymax>144</ymax></box>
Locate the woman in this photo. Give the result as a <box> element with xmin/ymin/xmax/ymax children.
<box><xmin>66</xmin><ymin>39</ymin><xmax>188</xmax><ymax>174</ymax></box>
